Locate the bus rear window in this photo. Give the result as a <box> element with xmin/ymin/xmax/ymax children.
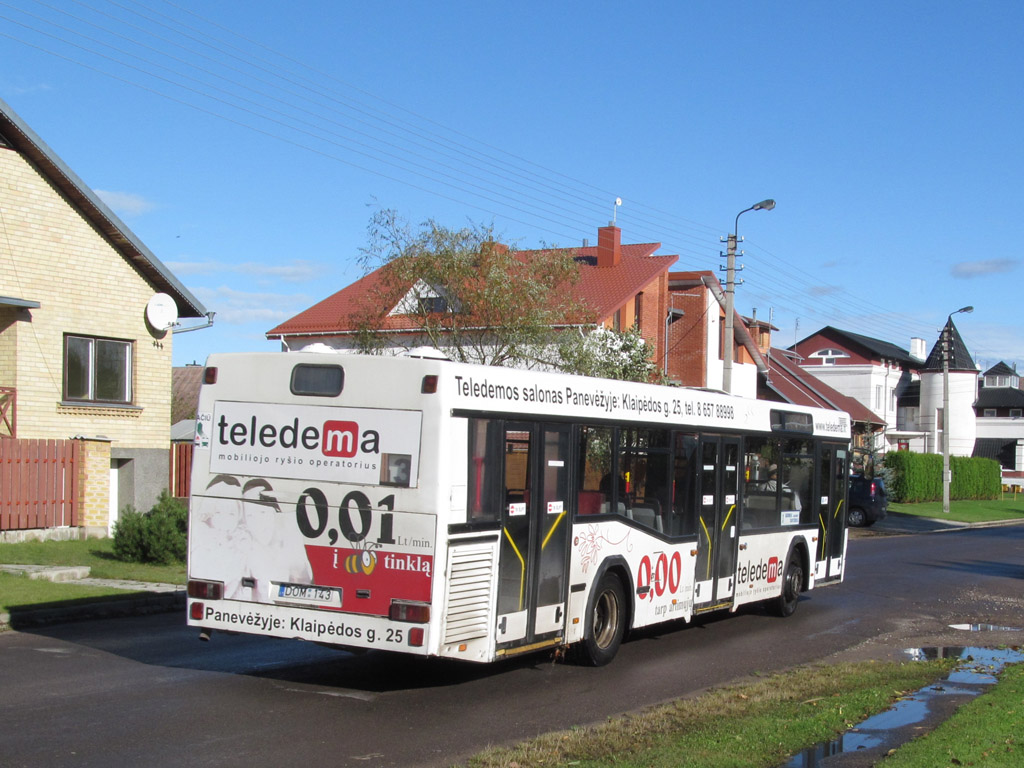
<box><xmin>290</xmin><ymin>364</ymin><xmax>344</xmax><ymax>397</ymax></box>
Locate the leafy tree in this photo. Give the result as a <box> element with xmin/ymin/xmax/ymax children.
<box><xmin>352</xmin><ymin>210</ymin><xmax>588</xmax><ymax>368</ymax></box>
<box><xmin>558</xmin><ymin>326</ymin><xmax>665</xmax><ymax>383</ymax></box>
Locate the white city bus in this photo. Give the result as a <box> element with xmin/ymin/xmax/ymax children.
<box><xmin>186</xmin><ymin>351</ymin><xmax>851</xmax><ymax>665</ymax></box>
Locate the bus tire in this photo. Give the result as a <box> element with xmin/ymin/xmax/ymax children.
<box><xmin>575</xmin><ymin>574</ymin><xmax>626</xmax><ymax>666</ymax></box>
<box><xmin>769</xmin><ymin>555</ymin><xmax>803</xmax><ymax>618</ymax></box>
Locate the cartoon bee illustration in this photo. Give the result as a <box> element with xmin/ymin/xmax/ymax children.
<box><xmin>344</xmin><ymin>549</ymin><xmax>377</xmax><ymax>575</ymax></box>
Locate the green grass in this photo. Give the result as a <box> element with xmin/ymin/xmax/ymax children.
<box><xmin>0</xmin><ymin>571</ymin><xmax>148</xmax><ymax>615</ymax></box>
<box><xmin>0</xmin><ymin>537</ymin><xmax>185</xmax><ymax>584</ymax></box>
<box><xmin>884</xmin><ymin>661</ymin><xmax>1023</xmax><ymax>768</ymax></box>
<box><xmin>890</xmin><ymin>497</ymin><xmax>1024</xmax><ymax>524</ymax></box>
<box><xmin>463</xmin><ymin>660</ymin><xmax>957</xmax><ymax>768</ymax></box>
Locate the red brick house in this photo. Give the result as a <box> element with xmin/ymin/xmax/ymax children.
<box><xmin>267</xmin><ymin>224</ymin><xmax>679</xmax><ymax>369</ymax></box>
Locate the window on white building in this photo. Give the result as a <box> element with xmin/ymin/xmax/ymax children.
<box><xmin>809</xmin><ymin>348</ymin><xmax>849</xmax><ymax>365</ymax></box>
<box><xmin>1012</xmin><ymin>409</ymin><xmax>1023</xmax><ymax>419</ymax></box>
<box><xmin>984</xmin><ymin>409</ymin><xmax>997</xmax><ymax>417</ymax></box>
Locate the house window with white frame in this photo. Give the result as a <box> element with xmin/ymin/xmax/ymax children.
<box><xmin>809</xmin><ymin>348</ymin><xmax>849</xmax><ymax>365</ymax></box>
<box><xmin>1012</xmin><ymin>409</ymin><xmax>1023</xmax><ymax>419</ymax></box>
<box><xmin>63</xmin><ymin>335</ymin><xmax>133</xmax><ymax>404</ymax></box>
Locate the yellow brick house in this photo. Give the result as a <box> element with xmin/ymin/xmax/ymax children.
<box><xmin>0</xmin><ymin>97</ymin><xmax>209</xmax><ymax>538</ymax></box>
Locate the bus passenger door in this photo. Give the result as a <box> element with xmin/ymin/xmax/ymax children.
<box><xmin>816</xmin><ymin>446</ymin><xmax>848</xmax><ymax>583</ymax></box>
<box><xmin>694</xmin><ymin>437</ymin><xmax>741</xmax><ymax>611</ymax></box>
<box><xmin>495</xmin><ymin>422</ymin><xmax>571</xmax><ymax>649</ymax></box>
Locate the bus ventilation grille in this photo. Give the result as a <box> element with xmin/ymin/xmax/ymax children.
<box><xmin>442</xmin><ymin>543</ymin><xmax>497</xmax><ymax>645</ymax></box>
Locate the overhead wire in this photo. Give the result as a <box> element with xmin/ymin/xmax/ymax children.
<box><xmin>0</xmin><ymin>0</ymin><xmax>936</xmax><ymax>350</ymax></box>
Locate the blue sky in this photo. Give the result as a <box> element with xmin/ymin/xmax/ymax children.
<box><xmin>2</xmin><ymin>1</ymin><xmax>1021</xmax><ymax>371</ymax></box>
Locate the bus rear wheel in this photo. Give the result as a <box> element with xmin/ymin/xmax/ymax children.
<box><xmin>575</xmin><ymin>574</ymin><xmax>626</xmax><ymax>666</ymax></box>
<box><xmin>769</xmin><ymin>556</ymin><xmax>803</xmax><ymax>618</ymax></box>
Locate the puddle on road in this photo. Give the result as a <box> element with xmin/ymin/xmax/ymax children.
<box><xmin>780</xmin><ymin>646</ymin><xmax>1024</xmax><ymax>768</ymax></box>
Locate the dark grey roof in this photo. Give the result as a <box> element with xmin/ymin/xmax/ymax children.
<box><xmin>975</xmin><ymin>386</ymin><xmax>1024</xmax><ymax>409</ymax></box>
<box><xmin>0</xmin><ymin>97</ymin><xmax>206</xmax><ymax>319</ymax></box>
<box><xmin>923</xmin><ymin>319</ymin><xmax>975</xmax><ymax>372</ymax></box>
<box><xmin>972</xmin><ymin>438</ymin><xmax>1018</xmax><ymax>469</ymax></box>
<box><xmin>793</xmin><ymin>326</ymin><xmax>917</xmax><ymax>366</ymax></box>
<box><xmin>984</xmin><ymin>361</ymin><xmax>1017</xmax><ymax>377</ymax></box>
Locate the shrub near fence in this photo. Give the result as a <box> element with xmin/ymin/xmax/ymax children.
<box><xmin>884</xmin><ymin>451</ymin><xmax>1000</xmax><ymax>502</ymax></box>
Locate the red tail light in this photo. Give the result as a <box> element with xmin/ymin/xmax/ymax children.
<box><xmin>869</xmin><ymin>481</ymin><xmax>877</xmax><ymax>498</ymax></box>
<box><xmin>190</xmin><ymin>602</ymin><xmax>205</xmax><ymax>620</ymax></box>
<box><xmin>408</xmin><ymin>627</ymin><xmax>425</xmax><ymax>647</ymax></box>
<box><xmin>187</xmin><ymin>580</ymin><xmax>224</xmax><ymax>600</ymax></box>
<box><xmin>390</xmin><ymin>601</ymin><xmax>430</xmax><ymax>623</ymax></box>
<box><xmin>203</xmin><ymin>367</ymin><xmax>218</xmax><ymax>385</ymax></box>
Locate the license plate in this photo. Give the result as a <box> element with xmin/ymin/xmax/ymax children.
<box><xmin>275</xmin><ymin>583</ymin><xmax>341</xmax><ymax>607</ymax></box>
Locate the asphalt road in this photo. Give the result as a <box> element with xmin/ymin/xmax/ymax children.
<box><xmin>2</xmin><ymin>524</ymin><xmax>1022</xmax><ymax>768</ymax></box>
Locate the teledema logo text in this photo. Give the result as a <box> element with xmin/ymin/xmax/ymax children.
<box><xmin>215</xmin><ymin>415</ymin><xmax>380</xmax><ymax>457</ymax></box>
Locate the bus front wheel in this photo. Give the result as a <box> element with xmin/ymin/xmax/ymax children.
<box><xmin>770</xmin><ymin>556</ymin><xmax>803</xmax><ymax>618</ymax></box>
<box><xmin>575</xmin><ymin>574</ymin><xmax>626</xmax><ymax>666</ymax></box>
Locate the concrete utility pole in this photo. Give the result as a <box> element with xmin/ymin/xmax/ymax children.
<box><xmin>942</xmin><ymin>305</ymin><xmax>973</xmax><ymax>515</ymax></box>
<box><xmin>722</xmin><ymin>199</ymin><xmax>775</xmax><ymax>394</ymax></box>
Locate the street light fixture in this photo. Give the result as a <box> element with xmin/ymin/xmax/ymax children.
<box><xmin>722</xmin><ymin>199</ymin><xmax>775</xmax><ymax>394</ymax></box>
<box><xmin>942</xmin><ymin>305</ymin><xmax>973</xmax><ymax>515</ymax></box>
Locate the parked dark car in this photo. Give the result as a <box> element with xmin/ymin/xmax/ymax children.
<box><xmin>847</xmin><ymin>475</ymin><xmax>888</xmax><ymax>527</ymax></box>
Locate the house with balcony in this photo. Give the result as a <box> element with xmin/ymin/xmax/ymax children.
<box><xmin>792</xmin><ymin>321</ymin><xmax>981</xmax><ymax>462</ymax></box>
<box><xmin>0</xmin><ymin>97</ymin><xmax>208</xmax><ymax>538</ymax></box>
<box><xmin>973</xmin><ymin>362</ymin><xmax>1024</xmax><ymax>484</ymax></box>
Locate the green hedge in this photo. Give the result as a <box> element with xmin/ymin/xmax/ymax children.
<box><xmin>883</xmin><ymin>451</ymin><xmax>1001</xmax><ymax>502</ymax></box>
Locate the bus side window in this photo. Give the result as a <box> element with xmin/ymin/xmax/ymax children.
<box><xmin>742</xmin><ymin>437</ymin><xmax>778</xmax><ymax>529</ymax></box>
<box><xmin>671</xmin><ymin>433</ymin><xmax>698</xmax><ymax>537</ymax></box>
<box><xmin>577</xmin><ymin>425</ymin><xmax>614</xmax><ymax>515</ymax></box>
<box><xmin>783</xmin><ymin>439</ymin><xmax>813</xmax><ymax>524</ymax></box>
<box><xmin>467</xmin><ymin>418</ymin><xmax>501</xmax><ymax>523</ymax></box>
<box><xmin>620</xmin><ymin>428</ymin><xmax>671</xmax><ymax>534</ymax></box>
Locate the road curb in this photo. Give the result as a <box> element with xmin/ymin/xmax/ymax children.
<box><xmin>0</xmin><ymin>590</ymin><xmax>185</xmax><ymax>631</ymax></box>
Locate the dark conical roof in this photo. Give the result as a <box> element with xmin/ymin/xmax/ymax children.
<box><xmin>923</xmin><ymin>318</ymin><xmax>975</xmax><ymax>372</ymax></box>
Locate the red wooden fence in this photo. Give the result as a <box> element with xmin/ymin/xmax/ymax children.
<box><xmin>0</xmin><ymin>439</ymin><xmax>80</xmax><ymax>530</ymax></box>
<box><xmin>170</xmin><ymin>442</ymin><xmax>193</xmax><ymax>499</ymax></box>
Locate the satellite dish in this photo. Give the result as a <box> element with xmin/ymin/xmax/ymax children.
<box><xmin>145</xmin><ymin>293</ymin><xmax>179</xmax><ymax>332</ymax></box>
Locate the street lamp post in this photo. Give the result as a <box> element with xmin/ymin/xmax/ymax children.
<box><xmin>722</xmin><ymin>199</ymin><xmax>775</xmax><ymax>394</ymax></box>
<box><xmin>942</xmin><ymin>305</ymin><xmax>973</xmax><ymax>515</ymax></box>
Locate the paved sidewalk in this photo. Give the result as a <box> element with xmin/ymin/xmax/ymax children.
<box><xmin>852</xmin><ymin>510</ymin><xmax>1024</xmax><ymax>536</ymax></box>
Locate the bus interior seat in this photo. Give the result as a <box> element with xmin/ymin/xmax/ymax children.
<box><xmin>600</xmin><ymin>500</ymin><xmax>626</xmax><ymax>516</ymax></box>
<box><xmin>577</xmin><ymin>491</ymin><xmax>604</xmax><ymax>515</ymax></box>
<box><xmin>630</xmin><ymin>504</ymin><xmax>663</xmax><ymax>532</ymax></box>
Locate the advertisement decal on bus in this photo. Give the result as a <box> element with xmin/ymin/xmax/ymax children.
<box><xmin>206</xmin><ymin>401</ymin><xmax>421</xmax><ymax>485</ymax></box>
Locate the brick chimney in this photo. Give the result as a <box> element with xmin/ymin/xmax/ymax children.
<box><xmin>597</xmin><ymin>224</ymin><xmax>621</xmax><ymax>267</ymax></box>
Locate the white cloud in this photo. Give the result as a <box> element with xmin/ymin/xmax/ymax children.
<box><xmin>94</xmin><ymin>189</ymin><xmax>157</xmax><ymax>217</ymax></box>
<box><xmin>2</xmin><ymin>82</ymin><xmax>53</xmax><ymax>96</ymax></box>
<box><xmin>951</xmin><ymin>259</ymin><xmax>1018</xmax><ymax>279</ymax></box>
<box><xmin>194</xmin><ymin>285</ymin><xmax>313</xmax><ymax>326</ymax></box>
<box><xmin>166</xmin><ymin>259</ymin><xmax>320</xmax><ymax>283</ymax></box>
